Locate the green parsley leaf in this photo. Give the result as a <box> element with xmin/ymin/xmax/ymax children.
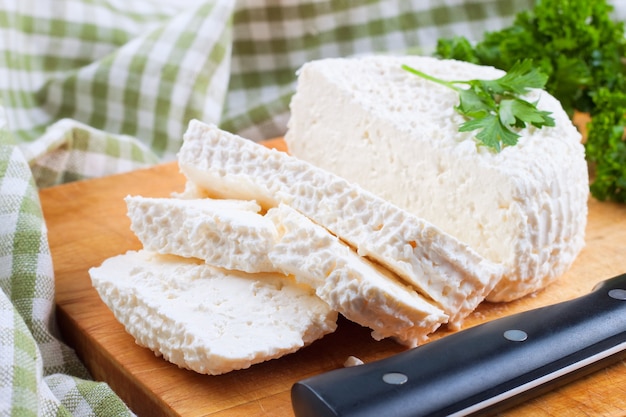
<box><xmin>456</xmin><ymin>88</ymin><xmax>491</xmax><ymax>118</ymax></box>
<box><xmin>459</xmin><ymin>115</ymin><xmax>520</xmax><ymax>152</ymax></box>
<box><xmin>499</xmin><ymin>98</ymin><xmax>556</xmax><ymax>129</ymax></box>
<box><xmin>480</xmin><ymin>60</ymin><xmax>549</xmax><ymax>95</ymax></box>
<box><xmin>402</xmin><ymin>59</ymin><xmax>555</xmax><ymax>152</ymax></box>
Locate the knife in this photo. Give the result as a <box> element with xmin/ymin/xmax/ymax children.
<box><xmin>291</xmin><ymin>272</ymin><xmax>626</xmax><ymax>417</ymax></box>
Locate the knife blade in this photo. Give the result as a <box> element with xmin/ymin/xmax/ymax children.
<box><xmin>291</xmin><ymin>272</ymin><xmax>626</xmax><ymax>417</ymax></box>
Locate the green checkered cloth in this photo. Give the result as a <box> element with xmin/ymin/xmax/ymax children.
<box><xmin>0</xmin><ymin>0</ymin><xmax>550</xmax><ymax>415</ymax></box>
<box><xmin>0</xmin><ymin>115</ymin><xmax>134</xmax><ymax>415</ymax></box>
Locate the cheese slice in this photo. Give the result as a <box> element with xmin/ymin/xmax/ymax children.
<box><xmin>125</xmin><ymin>195</ymin><xmax>277</xmax><ymax>273</ymax></box>
<box><xmin>285</xmin><ymin>55</ymin><xmax>589</xmax><ymax>302</ymax></box>
<box><xmin>89</xmin><ymin>250</ymin><xmax>337</xmax><ymax>375</ymax></box>
<box><xmin>267</xmin><ymin>203</ymin><xmax>448</xmax><ymax>347</ymax></box>
<box><xmin>177</xmin><ymin>119</ymin><xmax>504</xmax><ymax>327</ymax></box>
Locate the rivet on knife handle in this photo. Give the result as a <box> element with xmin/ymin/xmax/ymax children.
<box><xmin>291</xmin><ymin>272</ymin><xmax>626</xmax><ymax>417</ymax></box>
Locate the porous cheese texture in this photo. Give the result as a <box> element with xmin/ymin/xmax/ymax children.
<box><xmin>89</xmin><ymin>250</ymin><xmax>337</xmax><ymax>375</ymax></box>
<box><xmin>177</xmin><ymin>120</ymin><xmax>504</xmax><ymax>327</ymax></box>
<box><xmin>267</xmin><ymin>203</ymin><xmax>448</xmax><ymax>347</ymax></box>
<box><xmin>125</xmin><ymin>193</ymin><xmax>448</xmax><ymax>345</ymax></box>
<box><xmin>285</xmin><ymin>55</ymin><xmax>589</xmax><ymax>302</ymax></box>
<box><xmin>126</xmin><ymin>196</ymin><xmax>277</xmax><ymax>273</ymax></box>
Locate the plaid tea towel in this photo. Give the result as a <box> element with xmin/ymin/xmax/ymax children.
<box><xmin>0</xmin><ymin>112</ymin><xmax>135</xmax><ymax>415</ymax></box>
<box><xmin>4</xmin><ymin>0</ymin><xmax>603</xmax><ymax>415</ymax></box>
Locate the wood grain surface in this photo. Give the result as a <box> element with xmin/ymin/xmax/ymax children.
<box><xmin>39</xmin><ymin>139</ymin><xmax>626</xmax><ymax>417</ymax></box>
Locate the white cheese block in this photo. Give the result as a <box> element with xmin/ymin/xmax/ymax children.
<box><xmin>267</xmin><ymin>203</ymin><xmax>448</xmax><ymax>347</ymax></box>
<box><xmin>177</xmin><ymin>120</ymin><xmax>504</xmax><ymax>327</ymax></box>
<box><xmin>125</xmin><ymin>195</ymin><xmax>277</xmax><ymax>273</ymax></box>
<box><xmin>89</xmin><ymin>250</ymin><xmax>337</xmax><ymax>375</ymax></box>
<box><xmin>285</xmin><ymin>55</ymin><xmax>589</xmax><ymax>302</ymax></box>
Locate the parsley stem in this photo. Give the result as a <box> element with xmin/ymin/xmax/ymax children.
<box><xmin>401</xmin><ymin>64</ymin><xmax>462</xmax><ymax>92</ymax></box>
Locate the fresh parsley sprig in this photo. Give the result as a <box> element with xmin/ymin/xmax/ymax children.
<box><xmin>402</xmin><ymin>60</ymin><xmax>555</xmax><ymax>152</ymax></box>
<box><xmin>433</xmin><ymin>0</ymin><xmax>626</xmax><ymax>202</ymax></box>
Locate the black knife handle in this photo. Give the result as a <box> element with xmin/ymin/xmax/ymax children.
<box><xmin>291</xmin><ymin>273</ymin><xmax>626</xmax><ymax>417</ymax></box>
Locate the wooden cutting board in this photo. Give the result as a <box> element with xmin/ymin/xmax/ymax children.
<box><xmin>40</xmin><ymin>139</ymin><xmax>626</xmax><ymax>417</ymax></box>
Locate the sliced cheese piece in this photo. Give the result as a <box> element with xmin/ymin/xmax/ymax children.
<box><xmin>125</xmin><ymin>195</ymin><xmax>277</xmax><ymax>273</ymax></box>
<box><xmin>177</xmin><ymin>119</ymin><xmax>504</xmax><ymax>327</ymax></box>
<box><xmin>267</xmin><ymin>203</ymin><xmax>448</xmax><ymax>347</ymax></box>
<box><xmin>89</xmin><ymin>250</ymin><xmax>337</xmax><ymax>375</ymax></box>
<box><xmin>285</xmin><ymin>55</ymin><xmax>589</xmax><ymax>302</ymax></box>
